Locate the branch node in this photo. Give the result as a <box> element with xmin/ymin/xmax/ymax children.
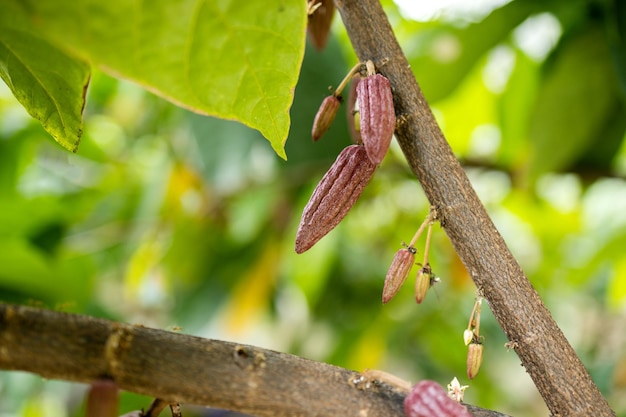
<box><xmin>234</xmin><ymin>345</ymin><xmax>267</xmax><ymax>371</ymax></box>
<box><xmin>104</xmin><ymin>323</ymin><xmax>135</xmax><ymax>379</ymax></box>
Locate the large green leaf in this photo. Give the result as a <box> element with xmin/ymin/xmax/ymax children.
<box><xmin>0</xmin><ymin>1</ymin><xmax>90</xmax><ymax>152</ymax></box>
<box><xmin>13</xmin><ymin>0</ymin><xmax>307</xmax><ymax>159</ymax></box>
<box><xmin>528</xmin><ymin>26</ymin><xmax>622</xmax><ymax>177</ymax></box>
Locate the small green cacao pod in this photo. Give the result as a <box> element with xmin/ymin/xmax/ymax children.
<box><xmin>415</xmin><ymin>264</ymin><xmax>432</xmax><ymax>304</ymax></box>
<box><xmin>467</xmin><ymin>341</ymin><xmax>484</xmax><ymax>380</ymax></box>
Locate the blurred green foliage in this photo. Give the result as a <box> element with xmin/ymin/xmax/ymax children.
<box><xmin>1</xmin><ymin>1</ymin><xmax>626</xmax><ymax>417</ymax></box>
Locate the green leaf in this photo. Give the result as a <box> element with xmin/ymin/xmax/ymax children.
<box><xmin>497</xmin><ymin>48</ymin><xmax>540</xmax><ymax>167</ymax></box>
<box><xmin>17</xmin><ymin>0</ymin><xmax>307</xmax><ymax>159</ymax></box>
<box><xmin>0</xmin><ymin>2</ymin><xmax>90</xmax><ymax>152</ymax></box>
<box><xmin>528</xmin><ymin>26</ymin><xmax>622</xmax><ymax>177</ymax></box>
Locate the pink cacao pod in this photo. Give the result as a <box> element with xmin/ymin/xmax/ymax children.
<box><xmin>357</xmin><ymin>73</ymin><xmax>396</xmax><ymax>164</ymax></box>
<box><xmin>404</xmin><ymin>380</ymin><xmax>472</xmax><ymax>417</ymax></box>
<box><xmin>295</xmin><ymin>145</ymin><xmax>376</xmax><ymax>253</ymax></box>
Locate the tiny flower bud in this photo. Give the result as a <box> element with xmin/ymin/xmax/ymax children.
<box><xmin>415</xmin><ymin>264</ymin><xmax>432</xmax><ymax>304</ymax></box>
<box><xmin>446</xmin><ymin>377</ymin><xmax>469</xmax><ymax>402</ymax></box>
<box><xmin>382</xmin><ymin>247</ymin><xmax>416</xmax><ymax>303</ymax></box>
<box><xmin>466</xmin><ymin>342</ymin><xmax>484</xmax><ymax>380</ymax></box>
<box><xmin>463</xmin><ymin>329</ymin><xmax>473</xmax><ymax>346</ymax></box>
<box><xmin>312</xmin><ymin>95</ymin><xmax>341</xmax><ymax>141</ymax></box>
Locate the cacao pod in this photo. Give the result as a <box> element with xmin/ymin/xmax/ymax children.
<box><xmin>307</xmin><ymin>0</ymin><xmax>334</xmax><ymax>51</ymax></box>
<box><xmin>357</xmin><ymin>73</ymin><xmax>395</xmax><ymax>164</ymax></box>
<box><xmin>295</xmin><ymin>145</ymin><xmax>376</xmax><ymax>253</ymax></box>
<box><xmin>312</xmin><ymin>95</ymin><xmax>340</xmax><ymax>141</ymax></box>
<box><xmin>382</xmin><ymin>247</ymin><xmax>415</xmax><ymax>303</ymax></box>
<box><xmin>404</xmin><ymin>380</ymin><xmax>473</xmax><ymax>417</ymax></box>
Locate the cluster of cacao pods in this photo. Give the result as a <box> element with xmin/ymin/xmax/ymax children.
<box><xmin>295</xmin><ymin>60</ymin><xmax>396</xmax><ymax>254</ymax></box>
<box><xmin>305</xmin><ymin>0</ymin><xmax>484</xmax><ymax>402</ymax></box>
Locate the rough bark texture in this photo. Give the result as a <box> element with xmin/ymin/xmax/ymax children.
<box><xmin>0</xmin><ymin>304</ymin><xmax>508</xmax><ymax>417</ymax></box>
<box><xmin>333</xmin><ymin>1</ymin><xmax>615</xmax><ymax>416</ymax></box>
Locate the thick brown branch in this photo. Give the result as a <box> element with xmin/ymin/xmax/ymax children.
<box><xmin>334</xmin><ymin>1</ymin><xmax>615</xmax><ymax>416</ymax></box>
<box><xmin>0</xmin><ymin>304</ymin><xmax>508</xmax><ymax>417</ymax></box>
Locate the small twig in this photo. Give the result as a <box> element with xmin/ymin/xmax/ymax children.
<box><xmin>143</xmin><ymin>399</ymin><xmax>169</xmax><ymax>417</ymax></box>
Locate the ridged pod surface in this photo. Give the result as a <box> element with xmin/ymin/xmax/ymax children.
<box><xmin>295</xmin><ymin>145</ymin><xmax>376</xmax><ymax>253</ymax></box>
<box><xmin>404</xmin><ymin>380</ymin><xmax>473</xmax><ymax>417</ymax></box>
<box><xmin>467</xmin><ymin>342</ymin><xmax>484</xmax><ymax>380</ymax></box>
<box><xmin>312</xmin><ymin>95</ymin><xmax>341</xmax><ymax>141</ymax></box>
<box><xmin>357</xmin><ymin>73</ymin><xmax>396</xmax><ymax>164</ymax></box>
<box><xmin>382</xmin><ymin>247</ymin><xmax>415</xmax><ymax>303</ymax></box>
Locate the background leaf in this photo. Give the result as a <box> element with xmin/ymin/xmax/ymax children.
<box><xmin>406</xmin><ymin>1</ymin><xmax>539</xmax><ymax>102</ymax></box>
<box><xmin>528</xmin><ymin>25</ymin><xmax>622</xmax><ymax>177</ymax></box>
<box><xmin>12</xmin><ymin>0</ymin><xmax>307</xmax><ymax>158</ymax></box>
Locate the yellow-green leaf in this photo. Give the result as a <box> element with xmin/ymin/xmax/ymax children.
<box><xmin>15</xmin><ymin>0</ymin><xmax>307</xmax><ymax>159</ymax></box>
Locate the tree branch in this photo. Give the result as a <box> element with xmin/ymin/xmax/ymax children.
<box><xmin>333</xmin><ymin>1</ymin><xmax>615</xmax><ymax>416</ymax></box>
<box><xmin>0</xmin><ymin>304</ymin><xmax>508</xmax><ymax>417</ymax></box>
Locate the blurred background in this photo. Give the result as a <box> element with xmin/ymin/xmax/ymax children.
<box><xmin>1</xmin><ymin>0</ymin><xmax>626</xmax><ymax>416</ymax></box>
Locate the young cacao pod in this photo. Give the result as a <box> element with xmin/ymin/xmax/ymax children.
<box><xmin>382</xmin><ymin>247</ymin><xmax>416</xmax><ymax>303</ymax></box>
<box><xmin>307</xmin><ymin>0</ymin><xmax>334</xmax><ymax>51</ymax></box>
<box><xmin>415</xmin><ymin>263</ymin><xmax>434</xmax><ymax>304</ymax></box>
<box><xmin>466</xmin><ymin>341</ymin><xmax>484</xmax><ymax>380</ymax></box>
<box><xmin>295</xmin><ymin>145</ymin><xmax>376</xmax><ymax>253</ymax></box>
<box><xmin>312</xmin><ymin>95</ymin><xmax>341</xmax><ymax>141</ymax></box>
<box><xmin>357</xmin><ymin>69</ymin><xmax>395</xmax><ymax>164</ymax></box>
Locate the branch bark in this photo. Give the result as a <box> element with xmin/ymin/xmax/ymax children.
<box><xmin>0</xmin><ymin>304</ymin><xmax>508</xmax><ymax>417</ymax></box>
<box><xmin>334</xmin><ymin>1</ymin><xmax>615</xmax><ymax>416</ymax></box>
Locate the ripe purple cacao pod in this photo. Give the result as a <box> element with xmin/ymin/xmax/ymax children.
<box><xmin>312</xmin><ymin>95</ymin><xmax>341</xmax><ymax>141</ymax></box>
<box><xmin>357</xmin><ymin>73</ymin><xmax>396</xmax><ymax>164</ymax></box>
<box><xmin>404</xmin><ymin>380</ymin><xmax>473</xmax><ymax>417</ymax></box>
<box><xmin>295</xmin><ymin>145</ymin><xmax>377</xmax><ymax>253</ymax></box>
<box><xmin>307</xmin><ymin>0</ymin><xmax>334</xmax><ymax>51</ymax></box>
<box><xmin>382</xmin><ymin>247</ymin><xmax>416</xmax><ymax>303</ymax></box>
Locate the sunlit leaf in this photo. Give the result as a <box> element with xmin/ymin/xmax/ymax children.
<box><xmin>608</xmin><ymin>257</ymin><xmax>626</xmax><ymax>310</ymax></box>
<box><xmin>13</xmin><ymin>0</ymin><xmax>307</xmax><ymax>158</ymax></box>
<box><xmin>0</xmin><ymin>2</ymin><xmax>90</xmax><ymax>152</ymax></box>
